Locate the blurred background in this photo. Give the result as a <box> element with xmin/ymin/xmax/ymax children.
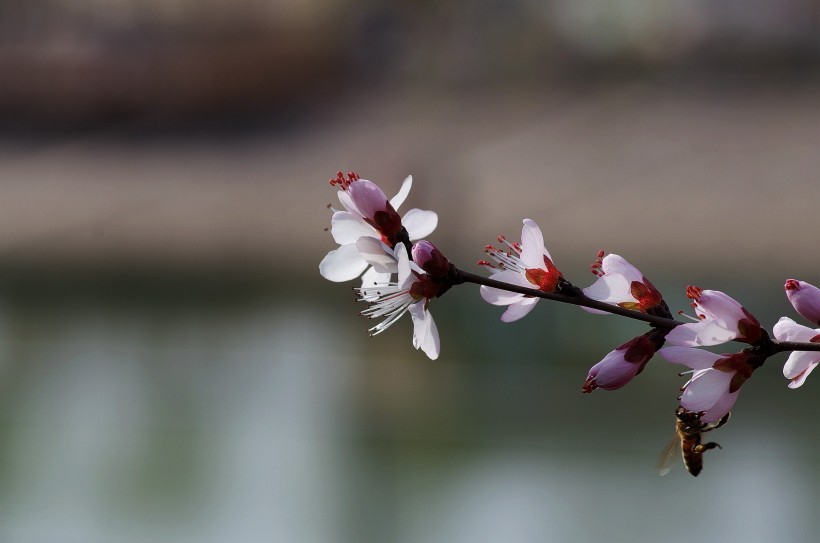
<box><xmin>0</xmin><ymin>1</ymin><xmax>818</xmax><ymax>542</ymax></box>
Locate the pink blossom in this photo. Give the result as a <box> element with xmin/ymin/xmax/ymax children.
<box><xmin>665</xmin><ymin>287</ymin><xmax>763</xmax><ymax>347</ymax></box>
<box><xmin>582</xmin><ymin>333</ymin><xmax>660</xmax><ymax>392</ymax></box>
<box><xmin>659</xmin><ymin>346</ymin><xmax>756</xmax><ymax>424</ymax></box>
<box><xmin>356</xmin><ymin>243</ymin><xmax>444</xmax><ymax>360</ymax></box>
<box><xmin>582</xmin><ymin>252</ymin><xmax>664</xmax><ymax>315</ymax></box>
<box><xmin>479</xmin><ymin>219</ymin><xmax>563</xmax><ymax>322</ymax></box>
<box><xmin>320</xmin><ymin>172</ymin><xmax>438</xmax><ymax>284</ymax></box>
<box><xmin>772</xmin><ymin>316</ymin><xmax>820</xmax><ymax>389</ymax></box>
<box><xmin>785</xmin><ymin>279</ymin><xmax>820</xmax><ymax>326</ymax></box>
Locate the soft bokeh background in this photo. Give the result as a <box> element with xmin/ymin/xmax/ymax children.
<box><xmin>0</xmin><ymin>1</ymin><xmax>818</xmax><ymax>542</ymax></box>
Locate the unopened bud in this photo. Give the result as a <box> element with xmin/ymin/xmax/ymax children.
<box><xmin>412</xmin><ymin>240</ymin><xmax>450</xmax><ymax>278</ymax></box>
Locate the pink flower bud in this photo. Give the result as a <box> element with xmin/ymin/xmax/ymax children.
<box><xmin>412</xmin><ymin>240</ymin><xmax>450</xmax><ymax>278</ymax></box>
<box><xmin>582</xmin><ymin>334</ymin><xmax>658</xmax><ymax>392</ymax></box>
<box><xmin>785</xmin><ymin>279</ymin><xmax>820</xmax><ymax>326</ymax></box>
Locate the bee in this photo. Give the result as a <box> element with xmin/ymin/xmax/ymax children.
<box><xmin>657</xmin><ymin>407</ymin><xmax>730</xmax><ymax>477</ymax></box>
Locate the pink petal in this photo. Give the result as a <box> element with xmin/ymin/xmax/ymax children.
<box><xmin>330</xmin><ymin>211</ymin><xmax>378</xmax><ymax>245</ymax></box>
<box><xmin>696</xmin><ymin>290</ymin><xmax>745</xmax><ymax>325</ymax></box>
<box><xmin>337</xmin><ymin>188</ymin><xmax>361</xmax><ymax>218</ymax></box>
<box><xmin>680</xmin><ymin>369</ymin><xmax>733</xmax><ymax>412</ymax></box>
<box><xmin>701</xmin><ymin>389</ymin><xmax>739</xmax><ymax>424</ymax></box>
<box><xmin>665</xmin><ymin>320</ymin><xmax>737</xmax><ymax>347</ymax></box>
<box><xmin>786</xmin><ymin>279</ymin><xmax>820</xmax><ymax>326</ymax></box>
<box><xmin>346</xmin><ymin>180</ymin><xmax>392</xmax><ymax>220</ymax></box>
<box><xmin>409</xmin><ymin>302</ymin><xmax>440</xmax><ymax>360</ymax></box>
<box><xmin>658</xmin><ymin>346</ymin><xmax>723</xmax><ymax>370</ymax></box>
<box><xmin>772</xmin><ymin>316</ymin><xmax>817</xmax><ymax>342</ymax></box>
<box><xmin>402</xmin><ymin>208</ymin><xmax>438</xmax><ymax>240</ymax></box>
<box><xmin>389</xmin><ymin>175</ymin><xmax>413</xmax><ymax>210</ymax></box>
<box><xmin>501</xmin><ymin>297</ymin><xmax>538</xmax><ymax>322</ymax></box>
<box><xmin>519</xmin><ymin>219</ymin><xmax>550</xmax><ymax>269</ymax></box>
<box><xmin>587</xmin><ymin>349</ymin><xmax>639</xmax><ymax>390</ymax></box>
<box><xmin>356</xmin><ymin>237</ymin><xmax>398</xmax><ymax>274</ymax></box>
<box><xmin>783</xmin><ymin>351</ymin><xmax>820</xmax><ymax>388</ymax></box>
<box><xmin>319</xmin><ymin>244</ymin><xmax>368</xmax><ymax>282</ymax></box>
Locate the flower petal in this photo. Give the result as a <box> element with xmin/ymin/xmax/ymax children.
<box><xmin>680</xmin><ymin>369</ymin><xmax>733</xmax><ymax>412</ymax></box>
<box><xmin>402</xmin><ymin>208</ymin><xmax>439</xmax><ymax>240</ymax></box>
<box><xmin>501</xmin><ymin>297</ymin><xmax>538</xmax><ymax>322</ymax></box>
<box><xmin>319</xmin><ymin>244</ymin><xmax>368</xmax><ymax>282</ymax></box>
<box><xmin>701</xmin><ymin>389</ymin><xmax>739</xmax><ymax>424</ymax></box>
<box><xmin>600</xmin><ymin>254</ymin><xmax>642</xmax><ymax>283</ymax></box>
<box><xmin>389</xmin><ymin>175</ymin><xmax>413</xmax><ymax>210</ymax></box>
<box><xmin>772</xmin><ymin>316</ymin><xmax>818</xmax><ymax>342</ymax></box>
<box><xmin>361</xmin><ymin>265</ymin><xmax>391</xmax><ymax>286</ymax></box>
<box><xmin>582</xmin><ymin>272</ymin><xmax>632</xmax><ymax>305</ymax></box>
<box><xmin>356</xmin><ymin>237</ymin><xmax>398</xmax><ymax>274</ymax></box>
<box><xmin>409</xmin><ymin>302</ymin><xmax>440</xmax><ymax>360</ymax></box>
<box><xmin>786</xmin><ymin>279</ymin><xmax>820</xmax><ymax>326</ymax></box>
<box><xmin>587</xmin><ymin>349</ymin><xmax>640</xmax><ymax>390</ymax></box>
<box><xmin>665</xmin><ymin>320</ymin><xmax>737</xmax><ymax>347</ymax></box>
<box><xmin>783</xmin><ymin>351</ymin><xmax>820</xmax><ymax>388</ymax></box>
<box><xmin>330</xmin><ymin>211</ymin><xmax>378</xmax><ymax>245</ymax></box>
<box><xmin>696</xmin><ymin>290</ymin><xmax>745</xmax><ymax>326</ymax></box>
<box><xmin>346</xmin><ymin>179</ymin><xmax>392</xmax><ymax>220</ymax></box>
<box><xmin>658</xmin><ymin>346</ymin><xmax>723</xmax><ymax>370</ymax></box>
<box><xmin>479</xmin><ymin>270</ymin><xmax>531</xmax><ymax>305</ymax></box>
<box><xmin>519</xmin><ymin>219</ymin><xmax>550</xmax><ymax>269</ymax></box>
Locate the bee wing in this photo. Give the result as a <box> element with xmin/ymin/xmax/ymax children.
<box><xmin>656</xmin><ymin>434</ymin><xmax>681</xmax><ymax>476</ymax></box>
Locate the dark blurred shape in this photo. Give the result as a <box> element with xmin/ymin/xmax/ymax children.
<box><xmin>0</xmin><ymin>0</ymin><xmax>818</xmax><ymax>129</ymax></box>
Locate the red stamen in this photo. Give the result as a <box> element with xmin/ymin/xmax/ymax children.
<box><xmin>685</xmin><ymin>285</ymin><xmax>703</xmax><ymax>300</ymax></box>
<box><xmin>329</xmin><ymin>170</ymin><xmax>361</xmax><ymax>190</ymax></box>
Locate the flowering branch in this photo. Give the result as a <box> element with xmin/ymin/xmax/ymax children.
<box><xmin>320</xmin><ymin>171</ymin><xmax>820</xmax><ymax>477</ymax></box>
<box><xmin>451</xmin><ymin>267</ymin><xmax>681</xmax><ymax>329</ymax></box>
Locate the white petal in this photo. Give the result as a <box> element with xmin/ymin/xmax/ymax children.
<box><xmin>479</xmin><ymin>270</ymin><xmax>530</xmax><ymax>305</ymax></box>
<box><xmin>356</xmin><ymin>238</ymin><xmax>398</xmax><ymax>274</ymax></box>
<box><xmin>402</xmin><ymin>208</ymin><xmax>438</xmax><ymax>240</ymax></box>
<box><xmin>389</xmin><ymin>175</ymin><xmax>413</xmax><ymax>210</ymax></box>
<box><xmin>680</xmin><ymin>369</ymin><xmax>733</xmax><ymax>412</ymax></box>
<box><xmin>395</xmin><ymin>247</ymin><xmax>413</xmax><ymax>286</ymax></box>
<box><xmin>658</xmin><ymin>346</ymin><xmax>723</xmax><ymax>370</ymax></box>
<box><xmin>582</xmin><ymin>272</ymin><xmax>633</xmax><ymax>304</ymax></box>
<box><xmin>665</xmin><ymin>320</ymin><xmax>737</xmax><ymax>347</ymax></box>
<box><xmin>501</xmin><ymin>297</ymin><xmax>539</xmax><ymax>322</ymax></box>
<box><xmin>319</xmin><ymin>244</ymin><xmax>368</xmax><ymax>282</ymax></box>
<box><xmin>480</xmin><ymin>286</ymin><xmax>525</xmax><ymax>306</ymax></box>
<box><xmin>772</xmin><ymin>316</ymin><xmax>818</xmax><ymax>342</ymax></box>
<box><xmin>600</xmin><ymin>254</ymin><xmax>642</xmax><ymax>283</ymax></box>
<box><xmin>361</xmin><ymin>266</ymin><xmax>391</xmax><ymax>287</ymax></box>
<box><xmin>409</xmin><ymin>302</ymin><xmax>440</xmax><ymax>360</ymax></box>
<box><xmin>330</xmin><ymin>211</ymin><xmax>378</xmax><ymax>245</ymax></box>
<box><xmin>783</xmin><ymin>351</ymin><xmax>820</xmax><ymax>388</ymax></box>
<box><xmin>519</xmin><ymin>219</ymin><xmax>549</xmax><ymax>269</ymax></box>
<box><xmin>337</xmin><ymin>188</ymin><xmax>361</xmax><ymax>218</ymax></box>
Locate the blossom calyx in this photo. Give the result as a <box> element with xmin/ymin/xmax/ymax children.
<box><xmin>785</xmin><ymin>279</ymin><xmax>820</xmax><ymax>326</ymax></box>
